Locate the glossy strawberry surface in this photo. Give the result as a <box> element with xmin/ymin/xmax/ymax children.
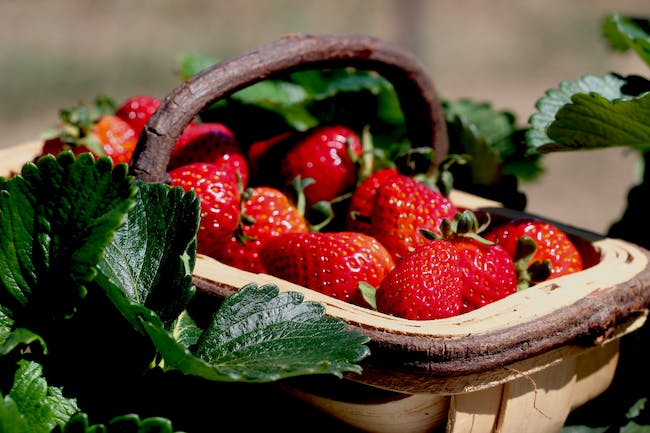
<box><xmin>452</xmin><ymin>237</ymin><xmax>517</xmax><ymax>313</ymax></box>
<box><xmin>169</xmin><ymin>162</ymin><xmax>241</xmax><ymax>256</ymax></box>
<box><xmin>484</xmin><ymin>217</ymin><xmax>584</xmax><ymax>283</ymax></box>
<box><xmin>212</xmin><ymin>186</ymin><xmax>309</xmax><ymax>273</ymax></box>
<box><xmin>376</xmin><ymin>240</ymin><xmax>463</xmax><ymax>320</ymax></box>
<box><xmin>346</xmin><ymin>167</ymin><xmax>399</xmax><ymax>235</ymax></box>
<box><xmin>281</xmin><ymin>125</ymin><xmax>363</xmax><ymax>207</ymax></box>
<box><xmin>169</xmin><ymin>122</ymin><xmax>249</xmax><ymax>187</ymax></box>
<box><xmin>261</xmin><ymin>231</ymin><xmax>395</xmax><ymax>308</ymax></box>
<box><xmin>92</xmin><ymin>115</ymin><xmax>138</xmax><ymax>165</ymax></box>
<box><xmin>368</xmin><ymin>174</ymin><xmax>458</xmax><ymax>261</ymax></box>
<box><xmin>114</xmin><ymin>94</ymin><xmax>161</xmax><ymax>136</ymax></box>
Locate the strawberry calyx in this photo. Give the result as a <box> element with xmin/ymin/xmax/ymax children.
<box><xmin>391</xmin><ymin>147</ymin><xmax>469</xmax><ymax>198</ymax></box>
<box><xmin>421</xmin><ymin>210</ymin><xmax>494</xmax><ymax>245</ymax></box>
<box><xmin>42</xmin><ymin>95</ymin><xmax>117</xmax><ymax>157</ymax></box>
<box><xmin>358</xmin><ymin>281</ymin><xmax>378</xmax><ymax>310</ymax></box>
<box><xmin>512</xmin><ymin>235</ymin><xmax>552</xmax><ymax>290</ymax></box>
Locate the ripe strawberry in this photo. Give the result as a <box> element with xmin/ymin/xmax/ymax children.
<box><xmin>212</xmin><ymin>186</ymin><xmax>309</xmax><ymax>273</ymax></box>
<box><xmin>281</xmin><ymin>125</ymin><xmax>363</xmax><ymax>208</ymax></box>
<box><xmin>367</xmin><ymin>174</ymin><xmax>458</xmax><ymax>261</ymax></box>
<box><xmin>169</xmin><ymin>162</ymin><xmax>241</xmax><ymax>256</ymax></box>
<box><xmin>376</xmin><ymin>211</ymin><xmax>517</xmax><ymax>319</ymax></box>
<box><xmin>346</xmin><ymin>167</ymin><xmax>399</xmax><ymax>234</ymax></box>
<box><xmin>114</xmin><ymin>94</ymin><xmax>161</xmax><ymax>136</ymax></box>
<box><xmin>375</xmin><ymin>240</ymin><xmax>463</xmax><ymax>320</ymax></box>
<box><xmin>40</xmin><ymin>96</ymin><xmax>137</xmax><ymax>165</ymax></box>
<box><xmin>168</xmin><ymin>122</ymin><xmax>249</xmax><ymax>187</ymax></box>
<box><xmin>260</xmin><ymin>231</ymin><xmax>395</xmax><ymax>308</ymax></box>
<box><xmin>453</xmin><ymin>237</ymin><xmax>518</xmax><ymax>314</ymax></box>
<box><xmin>484</xmin><ymin>217</ymin><xmax>584</xmax><ymax>287</ymax></box>
<box><xmin>91</xmin><ymin>115</ymin><xmax>138</xmax><ymax>165</ymax></box>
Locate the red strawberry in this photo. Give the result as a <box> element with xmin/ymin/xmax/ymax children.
<box><xmin>39</xmin><ymin>96</ymin><xmax>137</xmax><ymax>165</ymax></box>
<box><xmin>376</xmin><ymin>239</ymin><xmax>463</xmax><ymax>320</ymax></box>
<box><xmin>260</xmin><ymin>231</ymin><xmax>395</xmax><ymax>308</ymax></box>
<box><xmin>212</xmin><ymin>186</ymin><xmax>309</xmax><ymax>273</ymax></box>
<box><xmin>368</xmin><ymin>174</ymin><xmax>458</xmax><ymax>261</ymax></box>
<box><xmin>453</xmin><ymin>238</ymin><xmax>517</xmax><ymax>314</ymax></box>
<box><xmin>169</xmin><ymin>162</ymin><xmax>241</xmax><ymax>256</ymax></box>
<box><xmin>169</xmin><ymin>122</ymin><xmax>249</xmax><ymax>187</ymax></box>
<box><xmin>281</xmin><ymin>125</ymin><xmax>363</xmax><ymax>208</ymax></box>
<box><xmin>346</xmin><ymin>167</ymin><xmax>399</xmax><ymax>234</ymax></box>
<box><xmin>91</xmin><ymin>115</ymin><xmax>138</xmax><ymax>165</ymax></box>
<box><xmin>114</xmin><ymin>94</ymin><xmax>161</xmax><ymax>136</ymax></box>
<box><xmin>484</xmin><ymin>217</ymin><xmax>584</xmax><ymax>287</ymax></box>
<box><xmin>376</xmin><ymin>211</ymin><xmax>517</xmax><ymax>319</ymax></box>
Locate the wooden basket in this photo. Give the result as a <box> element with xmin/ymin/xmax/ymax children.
<box><xmin>9</xmin><ymin>34</ymin><xmax>650</xmax><ymax>433</ymax></box>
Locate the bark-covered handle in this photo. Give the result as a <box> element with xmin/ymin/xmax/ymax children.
<box><xmin>129</xmin><ymin>33</ymin><xmax>448</xmax><ymax>183</ymax></box>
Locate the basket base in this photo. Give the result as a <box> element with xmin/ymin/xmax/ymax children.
<box><xmin>280</xmin><ymin>339</ymin><xmax>620</xmax><ymax>433</ymax></box>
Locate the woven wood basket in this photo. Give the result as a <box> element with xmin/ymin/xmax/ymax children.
<box><xmin>7</xmin><ymin>34</ymin><xmax>650</xmax><ymax>433</ymax></box>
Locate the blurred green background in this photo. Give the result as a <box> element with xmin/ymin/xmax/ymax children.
<box><xmin>2</xmin><ymin>0</ymin><xmax>649</xmax><ymax>234</ymax></box>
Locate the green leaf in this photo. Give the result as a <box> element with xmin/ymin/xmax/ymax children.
<box><xmin>544</xmin><ymin>92</ymin><xmax>650</xmax><ymax>152</ymax></box>
<box><xmin>5</xmin><ymin>359</ymin><xmax>78</xmax><ymax>433</ymax></box>
<box><xmin>50</xmin><ymin>411</ymin><xmax>181</xmax><ymax>433</ymax></box>
<box><xmin>232</xmin><ymin>80</ymin><xmax>318</xmax><ymax>131</ymax></box>
<box><xmin>443</xmin><ymin>99</ymin><xmax>543</xmax><ymax>183</ymax></box>
<box><xmin>106</xmin><ymin>414</ymin><xmax>175</xmax><ymax>433</ymax></box>
<box><xmin>526</xmin><ymin>73</ymin><xmax>629</xmax><ymax>151</ymax></box>
<box><xmin>175</xmin><ymin>52</ymin><xmax>220</xmax><ymax>81</ymax></box>
<box><xmin>96</xmin><ymin>181</ymin><xmax>198</xmax><ymax>328</ymax></box>
<box><xmin>144</xmin><ymin>283</ymin><xmax>370</xmax><ymax>382</ymax></box>
<box><xmin>602</xmin><ymin>13</ymin><xmax>650</xmax><ymax>67</ymax></box>
<box><xmin>0</xmin><ymin>327</ymin><xmax>45</xmax><ymax>357</ymax></box>
<box><xmin>0</xmin><ymin>152</ymin><xmax>135</xmax><ymax>325</ymax></box>
<box><xmin>0</xmin><ymin>394</ymin><xmax>29</xmax><ymax>433</ymax></box>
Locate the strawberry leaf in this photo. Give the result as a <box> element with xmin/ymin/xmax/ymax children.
<box><xmin>50</xmin><ymin>412</ymin><xmax>180</xmax><ymax>433</ymax></box>
<box><xmin>526</xmin><ymin>73</ymin><xmax>631</xmax><ymax>151</ymax></box>
<box><xmin>544</xmin><ymin>92</ymin><xmax>650</xmax><ymax>151</ymax></box>
<box><xmin>0</xmin><ymin>394</ymin><xmax>27</xmax><ymax>433</ymax></box>
<box><xmin>444</xmin><ymin>98</ymin><xmax>542</xmax><ymax>182</ymax></box>
<box><xmin>4</xmin><ymin>359</ymin><xmax>79</xmax><ymax>433</ymax></box>
<box><xmin>602</xmin><ymin>13</ymin><xmax>650</xmax><ymax>68</ymax></box>
<box><xmin>0</xmin><ymin>152</ymin><xmax>135</xmax><ymax>327</ymax></box>
<box><xmin>96</xmin><ymin>181</ymin><xmax>199</xmax><ymax>328</ymax></box>
<box><xmin>144</xmin><ymin>283</ymin><xmax>370</xmax><ymax>382</ymax></box>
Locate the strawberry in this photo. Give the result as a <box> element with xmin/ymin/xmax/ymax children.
<box><xmin>375</xmin><ymin>239</ymin><xmax>463</xmax><ymax>320</ymax></box>
<box><xmin>260</xmin><ymin>231</ymin><xmax>395</xmax><ymax>308</ymax></box>
<box><xmin>169</xmin><ymin>162</ymin><xmax>241</xmax><ymax>256</ymax></box>
<box><xmin>367</xmin><ymin>174</ymin><xmax>458</xmax><ymax>261</ymax></box>
<box><xmin>91</xmin><ymin>115</ymin><xmax>138</xmax><ymax>165</ymax></box>
<box><xmin>212</xmin><ymin>186</ymin><xmax>309</xmax><ymax>273</ymax></box>
<box><xmin>376</xmin><ymin>211</ymin><xmax>517</xmax><ymax>319</ymax></box>
<box><xmin>40</xmin><ymin>95</ymin><xmax>137</xmax><ymax>165</ymax></box>
<box><xmin>280</xmin><ymin>125</ymin><xmax>363</xmax><ymax>208</ymax></box>
<box><xmin>346</xmin><ymin>167</ymin><xmax>399</xmax><ymax>234</ymax></box>
<box><xmin>484</xmin><ymin>217</ymin><xmax>584</xmax><ymax>287</ymax></box>
<box><xmin>168</xmin><ymin>122</ymin><xmax>249</xmax><ymax>187</ymax></box>
<box><xmin>114</xmin><ymin>94</ymin><xmax>161</xmax><ymax>136</ymax></box>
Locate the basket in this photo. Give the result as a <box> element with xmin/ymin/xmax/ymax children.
<box><xmin>11</xmin><ymin>34</ymin><xmax>650</xmax><ymax>433</ymax></box>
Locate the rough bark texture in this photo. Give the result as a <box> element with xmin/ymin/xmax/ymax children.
<box><xmin>128</xmin><ymin>33</ymin><xmax>448</xmax><ymax>183</ymax></box>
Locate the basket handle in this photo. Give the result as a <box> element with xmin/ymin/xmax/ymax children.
<box><xmin>129</xmin><ymin>33</ymin><xmax>448</xmax><ymax>183</ymax></box>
